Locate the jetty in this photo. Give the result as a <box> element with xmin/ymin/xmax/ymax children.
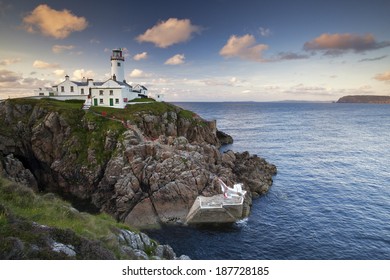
<box><xmin>185</xmin><ymin>179</ymin><xmax>247</xmax><ymax>224</ymax></box>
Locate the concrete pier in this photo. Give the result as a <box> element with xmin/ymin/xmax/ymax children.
<box><xmin>185</xmin><ymin>193</ymin><xmax>245</xmax><ymax>224</ymax></box>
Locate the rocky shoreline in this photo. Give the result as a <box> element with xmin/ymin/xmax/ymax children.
<box><xmin>0</xmin><ymin>99</ymin><xmax>276</xmax><ymax>229</ymax></box>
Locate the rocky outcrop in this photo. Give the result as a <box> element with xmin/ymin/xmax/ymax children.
<box><xmin>0</xmin><ymin>154</ymin><xmax>38</xmax><ymax>191</ymax></box>
<box><xmin>336</xmin><ymin>95</ymin><xmax>390</xmax><ymax>104</ymax></box>
<box><xmin>0</xmin><ymin>99</ymin><xmax>276</xmax><ymax>229</ymax></box>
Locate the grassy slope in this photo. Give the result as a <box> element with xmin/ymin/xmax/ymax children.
<box><xmin>0</xmin><ymin>177</ymin><xmax>137</xmax><ymax>258</ymax></box>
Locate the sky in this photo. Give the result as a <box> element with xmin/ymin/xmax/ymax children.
<box><xmin>0</xmin><ymin>0</ymin><xmax>389</xmax><ymax>102</ymax></box>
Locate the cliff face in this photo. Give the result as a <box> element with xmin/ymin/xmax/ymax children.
<box><xmin>0</xmin><ymin>99</ymin><xmax>276</xmax><ymax>229</ymax></box>
<box><xmin>336</xmin><ymin>95</ymin><xmax>390</xmax><ymax>104</ymax></box>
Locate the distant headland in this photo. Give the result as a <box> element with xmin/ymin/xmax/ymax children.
<box><xmin>336</xmin><ymin>95</ymin><xmax>390</xmax><ymax>104</ymax></box>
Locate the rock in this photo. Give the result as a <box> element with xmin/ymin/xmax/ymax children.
<box><xmin>51</xmin><ymin>242</ymin><xmax>76</xmax><ymax>257</ymax></box>
<box><xmin>121</xmin><ymin>247</ymin><xmax>149</xmax><ymax>260</ymax></box>
<box><xmin>176</xmin><ymin>254</ymin><xmax>191</xmax><ymax>260</ymax></box>
<box><xmin>0</xmin><ymin>237</ymin><xmax>25</xmax><ymax>259</ymax></box>
<box><xmin>0</xmin><ymin>154</ymin><xmax>38</xmax><ymax>191</ymax></box>
<box><xmin>217</xmin><ymin>130</ymin><xmax>233</xmax><ymax>145</ymax></box>
<box><xmin>0</xmin><ymin>99</ymin><xmax>277</xmax><ymax>230</ymax></box>
<box><xmin>155</xmin><ymin>244</ymin><xmax>176</xmax><ymax>260</ymax></box>
<box><xmin>125</xmin><ymin>198</ymin><xmax>160</xmax><ymax>228</ymax></box>
<box><xmin>119</xmin><ymin>230</ymin><xmax>145</xmax><ymax>251</ymax></box>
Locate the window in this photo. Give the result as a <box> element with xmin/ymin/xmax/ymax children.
<box><xmin>99</xmin><ymin>99</ymin><xmax>104</xmax><ymax>104</ymax></box>
<box><xmin>115</xmin><ymin>99</ymin><xmax>119</xmax><ymax>104</ymax></box>
<box><xmin>81</xmin><ymin>88</ymin><xmax>84</xmax><ymax>94</ymax></box>
<box><xmin>70</xmin><ymin>86</ymin><xmax>74</xmax><ymax>92</ymax></box>
<box><xmin>61</xmin><ymin>86</ymin><xmax>64</xmax><ymax>92</ymax></box>
<box><xmin>109</xmin><ymin>90</ymin><xmax>113</xmax><ymax>95</ymax></box>
<box><xmin>117</xmin><ymin>62</ymin><xmax>121</xmax><ymax>67</ymax></box>
<box><xmin>99</xmin><ymin>90</ymin><xmax>104</xmax><ymax>95</ymax></box>
<box><xmin>39</xmin><ymin>92</ymin><xmax>44</xmax><ymax>96</ymax></box>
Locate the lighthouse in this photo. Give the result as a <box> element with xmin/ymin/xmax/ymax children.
<box><xmin>111</xmin><ymin>48</ymin><xmax>125</xmax><ymax>82</ymax></box>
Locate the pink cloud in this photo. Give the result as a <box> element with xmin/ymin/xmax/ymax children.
<box><xmin>374</xmin><ymin>71</ymin><xmax>390</xmax><ymax>82</ymax></box>
<box><xmin>304</xmin><ymin>33</ymin><xmax>390</xmax><ymax>55</ymax></box>
<box><xmin>137</xmin><ymin>18</ymin><xmax>201</xmax><ymax>48</ymax></box>
<box><xmin>220</xmin><ymin>34</ymin><xmax>268</xmax><ymax>62</ymax></box>
<box><xmin>22</xmin><ymin>4</ymin><xmax>88</xmax><ymax>39</ymax></box>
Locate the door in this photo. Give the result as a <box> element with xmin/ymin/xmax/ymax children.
<box><xmin>94</xmin><ymin>99</ymin><xmax>98</xmax><ymax>106</ymax></box>
<box><xmin>109</xmin><ymin>98</ymin><xmax>114</xmax><ymax>106</ymax></box>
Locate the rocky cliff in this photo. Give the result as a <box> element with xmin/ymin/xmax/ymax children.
<box><xmin>336</xmin><ymin>95</ymin><xmax>390</xmax><ymax>104</ymax></box>
<box><xmin>0</xmin><ymin>98</ymin><xmax>276</xmax><ymax>229</ymax></box>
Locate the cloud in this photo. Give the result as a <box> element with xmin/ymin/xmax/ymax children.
<box><xmin>72</xmin><ymin>69</ymin><xmax>95</xmax><ymax>80</ymax></box>
<box><xmin>271</xmin><ymin>52</ymin><xmax>309</xmax><ymax>61</ymax></box>
<box><xmin>22</xmin><ymin>4</ymin><xmax>88</xmax><ymax>39</ymax></box>
<box><xmin>359</xmin><ymin>55</ymin><xmax>388</xmax><ymax>62</ymax></box>
<box><xmin>133</xmin><ymin>52</ymin><xmax>148</xmax><ymax>61</ymax></box>
<box><xmin>164</xmin><ymin>54</ymin><xmax>185</xmax><ymax>65</ymax></box>
<box><xmin>0</xmin><ymin>69</ymin><xmax>21</xmax><ymax>83</ymax></box>
<box><xmin>374</xmin><ymin>71</ymin><xmax>390</xmax><ymax>81</ymax></box>
<box><xmin>136</xmin><ymin>18</ymin><xmax>201</xmax><ymax>48</ymax></box>
<box><xmin>53</xmin><ymin>69</ymin><xmax>66</xmax><ymax>77</ymax></box>
<box><xmin>128</xmin><ymin>69</ymin><xmax>151</xmax><ymax>78</ymax></box>
<box><xmin>90</xmin><ymin>38</ymin><xmax>100</xmax><ymax>44</ymax></box>
<box><xmin>52</xmin><ymin>44</ymin><xmax>75</xmax><ymax>54</ymax></box>
<box><xmin>203</xmin><ymin>76</ymin><xmax>246</xmax><ymax>87</ymax></box>
<box><xmin>33</xmin><ymin>60</ymin><xmax>59</xmax><ymax>69</ymax></box>
<box><xmin>219</xmin><ymin>34</ymin><xmax>268</xmax><ymax>62</ymax></box>
<box><xmin>0</xmin><ymin>69</ymin><xmax>54</xmax><ymax>99</ymax></box>
<box><xmin>0</xmin><ymin>58</ymin><xmax>21</xmax><ymax>66</ymax></box>
<box><xmin>259</xmin><ymin>27</ymin><xmax>271</xmax><ymax>37</ymax></box>
<box><xmin>304</xmin><ymin>33</ymin><xmax>390</xmax><ymax>55</ymax></box>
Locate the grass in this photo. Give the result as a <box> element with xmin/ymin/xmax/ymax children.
<box><xmin>128</xmin><ymin>97</ymin><xmax>156</xmax><ymax>103</ymax></box>
<box><xmin>8</xmin><ymin>98</ymin><xmax>84</xmax><ymax>111</ymax></box>
<box><xmin>0</xmin><ymin>177</ymin><xmax>138</xmax><ymax>258</ymax></box>
<box><xmin>0</xmin><ymin>177</ymin><xmax>132</xmax><ymax>238</ymax></box>
<box><xmin>80</xmin><ymin>112</ymin><xmax>126</xmax><ymax>165</ymax></box>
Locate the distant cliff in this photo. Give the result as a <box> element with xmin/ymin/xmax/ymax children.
<box><xmin>0</xmin><ymin>98</ymin><xmax>276</xmax><ymax>229</ymax></box>
<box><xmin>336</xmin><ymin>95</ymin><xmax>390</xmax><ymax>104</ymax></box>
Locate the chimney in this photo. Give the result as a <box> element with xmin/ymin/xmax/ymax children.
<box><xmin>87</xmin><ymin>78</ymin><xmax>94</xmax><ymax>86</ymax></box>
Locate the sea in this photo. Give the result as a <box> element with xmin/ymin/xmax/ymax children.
<box><xmin>146</xmin><ymin>102</ymin><xmax>390</xmax><ymax>260</ymax></box>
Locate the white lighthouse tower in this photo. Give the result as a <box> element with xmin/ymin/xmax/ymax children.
<box><xmin>111</xmin><ymin>48</ymin><xmax>125</xmax><ymax>82</ymax></box>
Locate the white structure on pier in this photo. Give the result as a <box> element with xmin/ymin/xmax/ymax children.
<box><xmin>185</xmin><ymin>179</ymin><xmax>247</xmax><ymax>224</ymax></box>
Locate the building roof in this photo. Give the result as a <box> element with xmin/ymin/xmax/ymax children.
<box><xmin>54</xmin><ymin>77</ymin><xmax>141</xmax><ymax>90</ymax></box>
<box><xmin>133</xmin><ymin>84</ymin><xmax>148</xmax><ymax>90</ymax></box>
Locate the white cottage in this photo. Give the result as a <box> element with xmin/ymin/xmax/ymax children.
<box><xmin>37</xmin><ymin>49</ymin><xmax>157</xmax><ymax>108</ymax></box>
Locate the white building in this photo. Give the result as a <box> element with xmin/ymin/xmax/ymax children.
<box><xmin>36</xmin><ymin>49</ymin><xmax>161</xmax><ymax>108</ymax></box>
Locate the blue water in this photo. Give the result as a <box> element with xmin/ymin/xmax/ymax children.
<box><xmin>146</xmin><ymin>102</ymin><xmax>390</xmax><ymax>260</ymax></box>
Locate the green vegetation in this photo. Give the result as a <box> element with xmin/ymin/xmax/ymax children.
<box><xmin>8</xmin><ymin>98</ymin><xmax>84</xmax><ymax>110</ymax></box>
<box><xmin>0</xmin><ymin>177</ymin><xmax>139</xmax><ymax>259</ymax></box>
<box><xmin>178</xmin><ymin>109</ymin><xmax>196</xmax><ymax>119</ymax></box>
<box><xmin>0</xmin><ymin>177</ymin><xmax>131</xmax><ymax>239</ymax></box>
<box><xmin>128</xmin><ymin>97</ymin><xmax>156</xmax><ymax>103</ymax></box>
<box><xmin>78</xmin><ymin>112</ymin><xmax>126</xmax><ymax>165</ymax></box>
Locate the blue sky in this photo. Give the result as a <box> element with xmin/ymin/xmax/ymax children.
<box><xmin>0</xmin><ymin>0</ymin><xmax>389</xmax><ymax>101</ymax></box>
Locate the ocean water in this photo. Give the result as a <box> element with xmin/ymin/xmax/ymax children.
<box><xmin>146</xmin><ymin>102</ymin><xmax>390</xmax><ymax>260</ymax></box>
